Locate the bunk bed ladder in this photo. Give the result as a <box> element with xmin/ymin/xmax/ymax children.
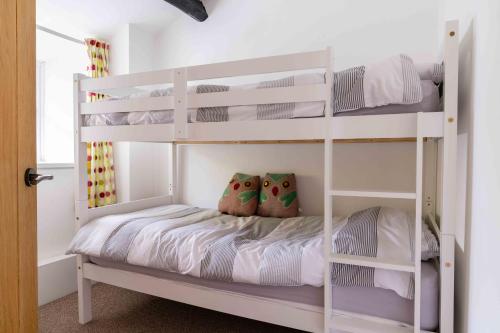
<box><xmin>325</xmin><ymin>113</ymin><xmax>424</xmax><ymax>333</ymax></box>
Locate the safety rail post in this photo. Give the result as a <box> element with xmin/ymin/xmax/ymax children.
<box><xmin>173</xmin><ymin>67</ymin><xmax>188</xmax><ymax>139</ymax></box>
<box><xmin>73</xmin><ymin>73</ymin><xmax>92</xmax><ymax>324</ymax></box>
<box><xmin>168</xmin><ymin>142</ymin><xmax>178</xmax><ymax>203</ymax></box>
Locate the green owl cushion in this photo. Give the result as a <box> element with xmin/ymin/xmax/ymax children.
<box><xmin>218</xmin><ymin>173</ymin><xmax>260</xmax><ymax>216</ymax></box>
<box><xmin>257</xmin><ymin>173</ymin><xmax>299</xmax><ymax>218</ymax></box>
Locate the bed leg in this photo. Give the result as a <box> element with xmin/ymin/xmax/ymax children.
<box><xmin>77</xmin><ymin>254</ymin><xmax>92</xmax><ymax>324</ymax></box>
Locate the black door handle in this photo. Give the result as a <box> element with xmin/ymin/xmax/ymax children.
<box><xmin>24</xmin><ymin>168</ymin><xmax>54</xmax><ymax>187</ymax></box>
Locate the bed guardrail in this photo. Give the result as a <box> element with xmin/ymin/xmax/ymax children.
<box><xmin>75</xmin><ymin>195</ymin><xmax>175</xmax><ymax>227</ymax></box>
<box><xmin>80</xmin><ymin>68</ymin><xmax>175</xmax><ymax>92</ymax></box>
<box><xmin>77</xmin><ymin>48</ymin><xmax>332</xmax><ymax>140</ymax></box>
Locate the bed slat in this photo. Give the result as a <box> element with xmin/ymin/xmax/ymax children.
<box><xmin>80</xmin><ymin>69</ymin><xmax>174</xmax><ymax>92</ymax></box>
<box><xmin>187</xmin><ymin>50</ymin><xmax>328</xmax><ymax>80</ymax></box>
<box><xmin>188</xmin><ymin>84</ymin><xmax>327</xmax><ymax>108</ymax></box>
<box><xmin>80</xmin><ymin>96</ymin><xmax>175</xmax><ymax>115</ymax></box>
<box><xmin>86</xmin><ymin>195</ymin><xmax>173</xmax><ymax>222</ymax></box>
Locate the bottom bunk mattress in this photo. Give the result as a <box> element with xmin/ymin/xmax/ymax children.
<box><xmin>89</xmin><ymin>257</ymin><xmax>439</xmax><ymax>330</ymax></box>
<box><xmin>67</xmin><ymin>205</ymin><xmax>439</xmax><ymax>299</ymax></box>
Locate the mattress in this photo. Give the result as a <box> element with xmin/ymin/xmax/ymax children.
<box><xmin>90</xmin><ymin>257</ymin><xmax>439</xmax><ymax>331</ymax></box>
<box><xmin>67</xmin><ymin>205</ymin><xmax>439</xmax><ymax>301</ymax></box>
<box><xmin>83</xmin><ymin>79</ymin><xmax>440</xmax><ymax>126</ymax></box>
<box><xmin>335</xmin><ymin>80</ymin><xmax>440</xmax><ymax>117</ymax></box>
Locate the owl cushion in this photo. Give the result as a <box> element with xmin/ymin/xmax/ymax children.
<box><xmin>258</xmin><ymin>173</ymin><xmax>298</xmax><ymax>218</ymax></box>
<box><xmin>218</xmin><ymin>173</ymin><xmax>260</xmax><ymax>216</ymax></box>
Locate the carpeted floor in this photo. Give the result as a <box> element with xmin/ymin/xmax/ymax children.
<box><xmin>39</xmin><ymin>283</ymin><xmax>303</xmax><ymax>333</ymax></box>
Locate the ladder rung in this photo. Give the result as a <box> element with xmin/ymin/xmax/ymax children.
<box><xmin>328</xmin><ymin>189</ymin><xmax>416</xmax><ymax>200</ymax></box>
<box><xmin>329</xmin><ymin>312</ymin><xmax>431</xmax><ymax>333</ymax></box>
<box><xmin>329</xmin><ymin>253</ymin><xmax>415</xmax><ymax>272</ymax></box>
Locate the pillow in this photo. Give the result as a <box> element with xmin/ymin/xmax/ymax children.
<box><xmin>218</xmin><ymin>173</ymin><xmax>260</xmax><ymax>216</ymax></box>
<box><xmin>414</xmin><ymin>62</ymin><xmax>444</xmax><ymax>84</ymax></box>
<box><xmin>258</xmin><ymin>173</ymin><xmax>298</xmax><ymax>218</ymax></box>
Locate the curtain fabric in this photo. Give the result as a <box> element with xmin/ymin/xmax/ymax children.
<box><xmin>85</xmin><ymin>39</ymin><xmax>116</xmax><ymax>208</ymax></box>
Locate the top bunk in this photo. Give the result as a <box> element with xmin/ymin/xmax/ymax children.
<box><xmin>74</xmin><ymin>21</ymin><xmax>458</xmax><ymax>144</ymax></box>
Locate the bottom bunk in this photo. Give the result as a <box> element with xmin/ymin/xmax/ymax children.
<box><xmin>68</xmin><ymin>204</ymin><xmax>440</xmax><ymax>332</ymax></box>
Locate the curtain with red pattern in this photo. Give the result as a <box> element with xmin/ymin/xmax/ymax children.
<box><xmin>85</xmin><ymin>38</ymin><xmax>116</xmax><ymax>208</ymax></box>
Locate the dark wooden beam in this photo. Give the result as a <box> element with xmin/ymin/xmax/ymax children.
<box><xmin>163</xmin><ymin>0</ymin><xmax>208</xmax><ymax>22</ymax></box>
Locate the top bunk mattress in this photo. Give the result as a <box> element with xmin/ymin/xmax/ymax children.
<box><xmin>83</xmin><ymin>56</ymin><xmax>443</xmax><ymax>127</ymax></box>
<box><xmin>84</xmin><ymin>79</ymin><xmax>440</xmax><ymax>126</ymax></box>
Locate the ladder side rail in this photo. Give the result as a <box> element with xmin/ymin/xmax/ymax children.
<box><xmin>323</xmin><ymin>46</ymin><xmax>333</xmax><ymax>332</ymax></box>
<box><xmin>441</xmin><ymin>21</ymin><xmax>459</xmax><ymax>234</ymax></box>
<box><xmin>414</xmin><ymin>113</ymin><xmax>424</xmax><ymax>333</ymax></box>
<box><xmin>440</xmin><ymin>20</ymin><xmax>459</xmax><ymax>333</ymax></box>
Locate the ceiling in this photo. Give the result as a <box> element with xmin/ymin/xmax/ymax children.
<box><xmin>36</xmin><ymin>0</ymin><xmax>184</xmax><ymax>39</ymax></box>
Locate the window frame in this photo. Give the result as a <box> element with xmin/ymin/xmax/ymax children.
<box><xmin>36</xmin><ymin>60</ymin><xmax>47</xmax><ymax>164</ymax></box>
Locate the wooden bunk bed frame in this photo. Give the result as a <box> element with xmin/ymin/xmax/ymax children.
<box><xmin>73</xmin><ymin>20</ymin><xmax>458</xmax><ymax>333</ymax></box>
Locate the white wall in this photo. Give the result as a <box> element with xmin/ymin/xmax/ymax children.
<box><xmin>37</xmin><ymin>166</ymin><xmax>75</xmax><ymax>261</ymax></box>
<box><xmin>441</xmin><ymin>0</ymin><xmax>500</xmax><ymax>332</ymax></box>
<box><xmin>153</xmin><ymin>0</ymin><xmax>440</xmax><ymax>69</ymax></box>
<box><xmin>36</xmin><ymin>165</ymin><xmax>78</xmax><ymax>305</ymax></box>
<box><xmin>152</xmin><ymin>0</ymin><xmax>441</xmax><ymax>215</ymax></box>
<box><xmin>467</xmin><ymin>3</ymin><xmax>500</xmax><ymax>329</ymax></box>
<box><xmin>108</xmin><ymin>24</ymin><xmax>133</xmax><ymax>203</ymax></box>
<box><xmin>109</xmin><ymin>24</ymin><xmax>171</xmax><ymax>203</ymax></box>
<box><xmin>127</xmin><ymin>26</ymin><xmax>170</xmax><ymax>201</ymax></box>
<box><xmin>178</xmin><ymin>142</ymin><xmax>419</xmax><ymax>216</ymax></box>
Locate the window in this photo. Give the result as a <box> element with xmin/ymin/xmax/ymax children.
<box><xmin>36</xmin><ymin>29</ymin><xmax>88</xmax><ymax>164</ymax></box>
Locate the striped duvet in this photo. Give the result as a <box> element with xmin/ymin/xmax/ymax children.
<box><xmin>67</xmin><ymin>205</ymin><xmax>439</xmax><ymax>300</ymax></box>
<box><xmin>84</xmin><ymin>55</ymin><xmax>443</xmax><ymax>126</ymax></box>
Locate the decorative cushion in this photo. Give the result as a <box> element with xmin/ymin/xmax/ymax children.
<box><xmin>218</xmin><ymin>173</ymin><xmax>260</xmax><ymax>216</ymax></box>
<box><xmin>258</xmin><ymin>173</ymin><xmax>298</xmax><ymax>218</ymax></box>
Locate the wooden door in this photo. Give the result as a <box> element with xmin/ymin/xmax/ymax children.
<box><xmin>0</xmin><ymin>0</ymin><xmax>37</xmax><ymax>332</ymax></box>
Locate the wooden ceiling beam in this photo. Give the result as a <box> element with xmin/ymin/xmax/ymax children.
<box><xmin>163</xmin><ymin>0</ymin><xmax>208</xmax><ymax>22</ymax></box>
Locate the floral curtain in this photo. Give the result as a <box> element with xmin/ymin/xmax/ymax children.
<box><xmin>85</xmin><ymin>39</ymin><xmax>116</xmax><ymax>208</ymax></box>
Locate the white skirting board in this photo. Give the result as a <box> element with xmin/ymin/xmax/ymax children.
<box><xmin>38</xmin><ymin>254</ymin><xmax>77</xmax><ymax>306</ymax></box>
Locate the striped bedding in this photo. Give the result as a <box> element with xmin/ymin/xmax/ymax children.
<box><xmin>83</xmin><ymin>55</ymin><xmax>444</xmax><ymax>126</ymax></box>
<box><xmin>67</xmin><ymin>205</ymin><xmax>439</xmax><ymax>300</ymax></box>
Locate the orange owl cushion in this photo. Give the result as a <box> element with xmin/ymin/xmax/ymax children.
<box><xmin>257</xmin><ymin>173</ymin><xmax>298</xmax><ymax>218</ymax></box>
<box><xmin>218</xmin><ymin>173</ymin><xmax>260</xmax><ymax>216</ymax></box>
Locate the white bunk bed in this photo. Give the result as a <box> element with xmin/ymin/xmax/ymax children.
<box><xmin>72</xmin><ymin>21</ymin><xmax>458</xmax><ymax>333</ymax></box>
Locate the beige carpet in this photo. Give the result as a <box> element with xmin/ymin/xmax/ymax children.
<box><xmin>39</xmin><ymin>283</ymin><xmax>303</xmax><ymax>333</ymax></box>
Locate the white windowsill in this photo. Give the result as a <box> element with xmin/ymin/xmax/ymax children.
<box><xmin>37</xmin><ymin>162</ymin><xmax>74</xmax><ymax>169</ymax></box>
<box><xmin>38</xmin><ymin>254</ymin><xmax>76</xmax><ymax>267</ymax></box>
